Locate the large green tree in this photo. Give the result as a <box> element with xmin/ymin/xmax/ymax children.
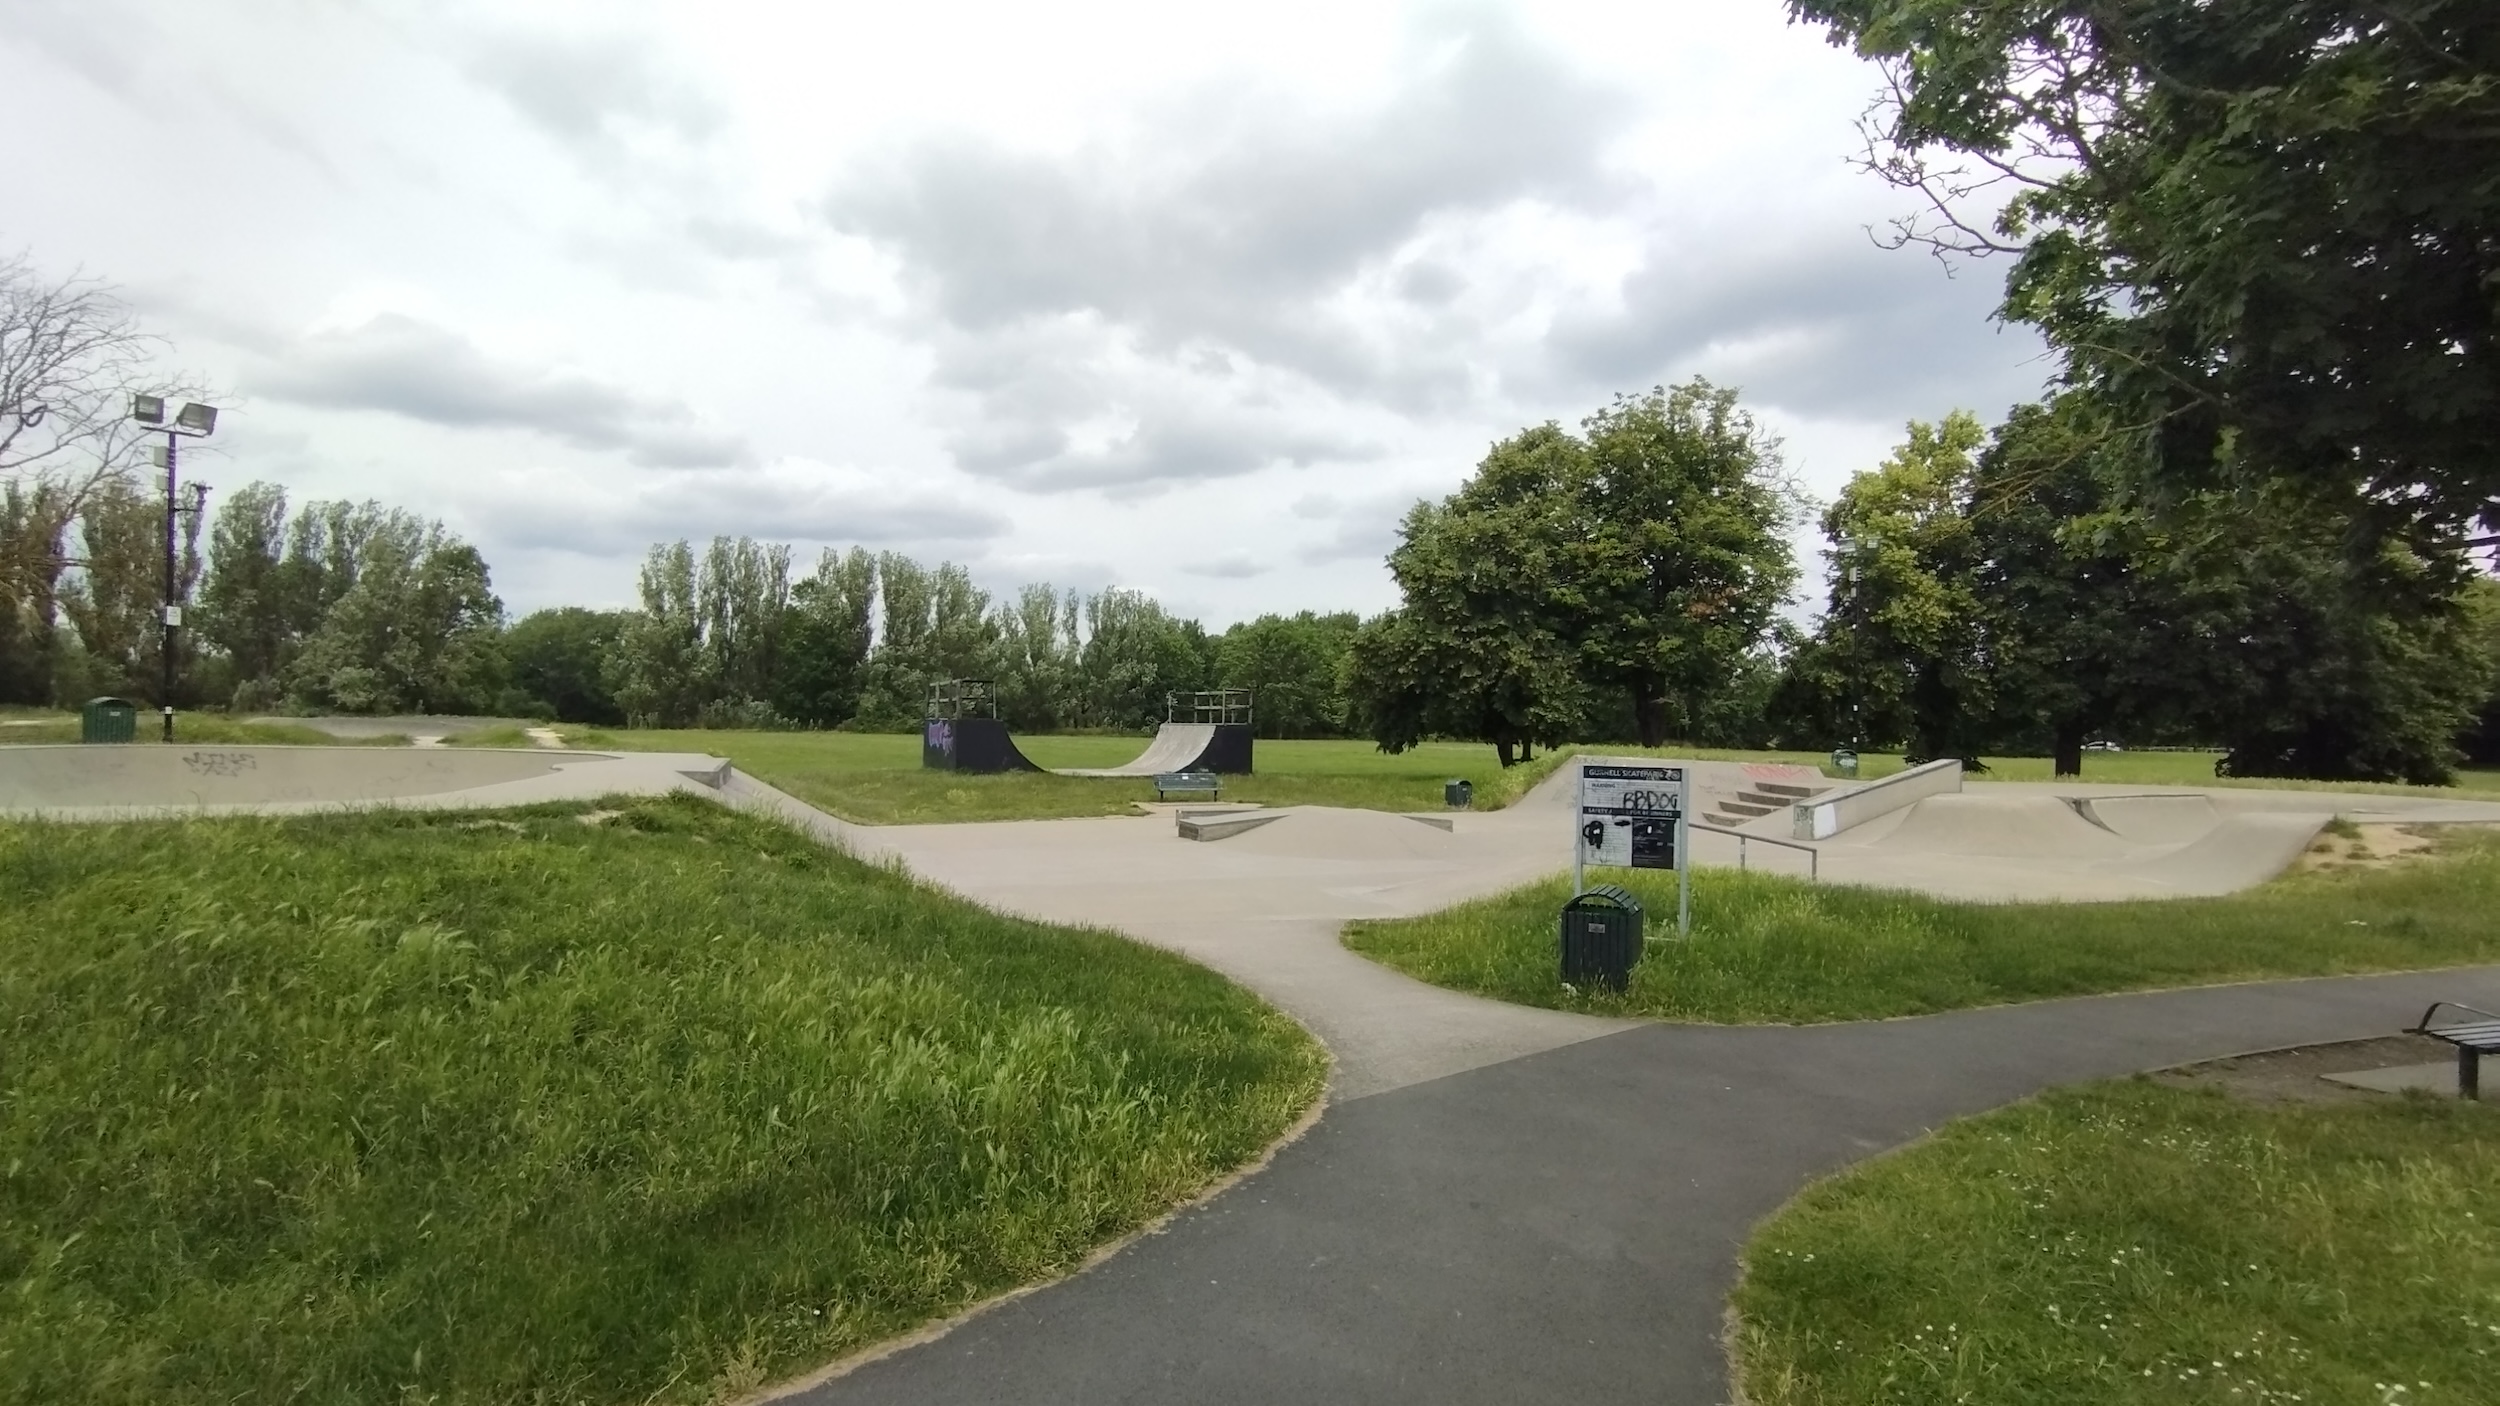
<box><xmin>1216</xmin><ymin>611</ymin><xmax>1359</xmax><ymax>739</ymax></box>
<box><xmin>285</xmin><ymin>515</ymin><xmax>505</xmax><ymax>715</ymax></box>
<box><xmin>1789</xmin><ymin>0</ymin><xmax>2500</xmax><ymax>547</ymax></box>
<box><xmin>504</xmin><ymin>607</ymin><xmax>629</xmax><ymax>724</ymax></box>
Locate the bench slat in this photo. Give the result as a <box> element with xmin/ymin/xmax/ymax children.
<box><xmin>2420</xmin><ymin>1020</ymin><xmax>2500</xmax><ymax>1049</ymax></box>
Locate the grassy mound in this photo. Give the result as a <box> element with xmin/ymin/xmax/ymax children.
<box><xmin>0</xmin><ymin>796</ymin><xmax>1323</xmax><ymax>1405</ymax></box>
<box><xmin>1734</xmin><ymin>1081</ymin><xmax>2500</xmax><ymax>1404</ymax></box>
<box><xmin>1344</xmin><ymin>830</ymin><xmax>2500</xmax><ymax>1023</ymax></box>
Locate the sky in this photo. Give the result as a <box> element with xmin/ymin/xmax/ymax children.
<box><xmin>0</xmin><ymin>0</ymin><xmax>2055</xmax><ymax>626</ymax></box>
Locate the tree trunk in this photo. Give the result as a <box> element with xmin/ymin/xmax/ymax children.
<box><xmin>2053</xmin><ymin>719</ymin><xmax>2085</xmax><ymax>779</ymax></box>
<box><xmin>1633</xmin><ymin>692</ymin><xmax>1668</xmax><ymax>748</ymax></box>
<box><xmin>1494</xmin><ymin>735</ymin><xmax>1518</xmax><ymax>768</ymax></box>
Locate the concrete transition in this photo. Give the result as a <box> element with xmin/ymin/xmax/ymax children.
<box><xmin>1055</xmin><ymin>720</ymin><xmax>1254</xmax><ymax>776</ymax></box>
<box><xmin>13</xmin><ymin>746</ymin><xmax>2500</xmax><ymax>1403</ymax></box>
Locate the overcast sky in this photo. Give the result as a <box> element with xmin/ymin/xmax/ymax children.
<box><xmin>0</xmin><ymin>0</ymin><xmax>2052</xmax><ymax>625</ymax></box>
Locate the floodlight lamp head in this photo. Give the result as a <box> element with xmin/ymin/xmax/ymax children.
<box><xmin>175</xmin><ymin>402</ymin><xmax>218</xmax><ymax>435</ymax></box>
<box><xmin>131</xmin><ymin>394</ymin><xmax>166</xmax><ymax>425</ymax></box>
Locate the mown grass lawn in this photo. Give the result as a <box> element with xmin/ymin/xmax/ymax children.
<box><xmin>556</xmin><ymin>728</ymin><xmax>1575</xmax><ymax>823</ymax></box>
<box><xmin>0</xmin><ymin>713</ymin><xmax>407</xmax><ymax>747</ymax></box>
<box><xmin>1734</xmin><ymin>1081</ymin><xmax>2500</xmax><ymax>1405</ymax></box>
<box><xmin>0</xmin><ymin>796</ymin><xmax>1324</xmax><ymax>1406</ymax></box>
<box><xmin>1344</xmin><ymin>830</ymin><xmax>2500</xmax><ymax>1024</ymax></box>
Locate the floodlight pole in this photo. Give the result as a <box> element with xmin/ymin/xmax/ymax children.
<box><xmin>131</xmin><ymin>397</ymin><xmax>217</xmax><ymax>741</ymax></box>
<box><xmin>161</xmin><ymin>431</ymin><xmax>177</xmax><ymax>740</ymax></box>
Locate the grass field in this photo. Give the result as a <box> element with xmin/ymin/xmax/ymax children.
<box><xmin>558</xmin><ymin>727</ymin><xmax>1575</xmax><ymax>823</ymax></box>
<box><xmin>1343</xmin><ymin>829</ymin><xmax>2500</xmax><ymax>1023</ymax></box>
<box><xmin>541</xmin><ymin>727</ymin><xmax>2500</xmax><ymax>825</ymax></box>
<box><xmin>0</xmin><ymin>795</ymin><xmax>1324</xmax><ymax>1406</ymax></box>
<box><xmin>0</xmin><ymin>709</ymin><xmax>407</xmax><ymax>747</ymax></box>
<box><xmin>1733</xmin><ymin>1080</ymin><xmax>2500</xmax><ymax>1405</ymax></box>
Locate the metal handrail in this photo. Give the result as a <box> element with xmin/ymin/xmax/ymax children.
<box><xmin>1688</xmin><ymin>821</ymin><xmax>1819</xmax><ymax>880</ymax></box>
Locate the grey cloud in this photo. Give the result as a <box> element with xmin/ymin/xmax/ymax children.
<box><xmin>1292</xmin><ymin>488</ymin><xmax>1429</xmax><ymax>565</ymax></box>
<box><xmin>253</xmin><ymin>313</ymin><xmax>751</xmax><ymax>468</ymax></box>
<box><xmin>457</xmin><ymin>27</ymin><xmax>721</xmax><ymax>151</ymax></box>
<box><xmin>822</xmin><ymin>9</ymin><xmax>1636</xmax><ymax>490</ymax></box>
<box><xmin>1549</xmin><ymin>234</ymin><xmax>2055</xmax><ymax>421</ymax></box>
<box><xmin>1182</xmin><ymin>555</ymin><xmax>1271</xmax><ymax>580</ymax></box>
<box><xmin>472</xmin><ymin>470</ymin><xmax>1010</xmax><ymax>557</ymax></box>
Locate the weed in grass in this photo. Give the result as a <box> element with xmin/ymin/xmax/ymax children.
<box><xmin>1734</xmin><ymin>1081</ymin><xmax>2500</xmax><ymax>1405</ymax></box>
<box><xmin>0</xmin><ymin>796</ymin><xmax>1324</xmax><ymax>1406</ymax></box>
<box><xmin>1345</xmin><ymin>830</ymin><xmax>2500</xmax><ymax>1024</ymax></box>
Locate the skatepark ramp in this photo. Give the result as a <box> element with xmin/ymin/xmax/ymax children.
<box><xmin>0</xmin><ymin>745</ymin><xmax>725</xmax><ymax>817</ymax></box>
<box><xmin>1056</xmin><ymin>722</ymin><xmax>1252</xmax><ymax>777</ymax></box>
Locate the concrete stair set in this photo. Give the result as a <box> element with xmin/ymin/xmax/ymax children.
<box><xmin>1706</xmin><ymin>779</ymin><xmax>1829</xmax><ymax>829</ymax></box>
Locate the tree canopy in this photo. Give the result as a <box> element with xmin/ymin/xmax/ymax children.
<box><xmin>1788</xmin><ymin>0</ymin><xmax>2500</xmax><ymax>547</ymax></box>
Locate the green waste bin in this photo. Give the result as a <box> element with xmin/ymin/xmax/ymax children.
<box><xmin>1445</xmin><ymin>779</ymin><xmax>1473</xmax><ymax>809</ymax></box>
<box><xmin>1560</xmin><ymin>885</ymin><xmax>1644</xmax><ymax>992</ymax></box>
<box><xmin>82</xmin><ymin>696</ymin><xmax>138</xmax><ymax>744</ymax></box>
<box><xmin>1829</xmin><ymin>747</ymin><xmax>1859</xmax><ymax>779</ymax></box>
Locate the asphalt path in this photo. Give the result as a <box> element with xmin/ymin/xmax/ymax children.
<box><xmin>787</xmin><ymin>966</ymin><xmax>2500</xmax><ymax>1405</ymax></box>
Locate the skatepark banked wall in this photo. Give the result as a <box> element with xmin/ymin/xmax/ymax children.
<box><xmin>922</xmin><ymin>720</ymin><xmax>1254</xmax><ymax>775</ymax></box>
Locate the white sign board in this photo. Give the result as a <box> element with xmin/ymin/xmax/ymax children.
<box><xmin>1574</xmin><ymin>761</ymin><xmax>1691</xmax><ymax>935</ymax></box>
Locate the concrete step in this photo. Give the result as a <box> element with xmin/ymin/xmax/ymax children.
<box><xmin>1750</xmin><ymin>782</ymin><xmax>1828</xmax><ymax>800</ymax></box>
<box><xmin>1713</xmin><ymin>799</ymin><xmax>1779</xmax><ymax>819</ymax></box>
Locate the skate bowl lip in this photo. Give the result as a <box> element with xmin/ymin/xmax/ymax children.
<box><xmin>0</xmin><ymin>743</ymin><xmax>711</xmax><ymax>817</ymax></box>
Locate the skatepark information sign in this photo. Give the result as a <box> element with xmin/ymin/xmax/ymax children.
<box><xmin>1575</xmin><ymin>762</ymin><xmax>1691</xmax><ymax>936</ymax></box>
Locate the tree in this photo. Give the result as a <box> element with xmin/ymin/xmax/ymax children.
<box><xmin>1805</xmin><ymin>412</ymin><xmax>1994</xmax><ymax>762</ymax></box>
<box><xmin>286</xmin><ymin>514</ymin><xmax>505</xmax><ymax>715</ymax></box>
<box><xmin>2169</xmin><ymin>490</ymin><xmax>2488</xmax><ymax>785</ymax></box>
<box><xmin>1</xmin><ymin>253</ymin><xmax>202</xmax><ymax>703</ymax></box>
<box><xmin>2461</xmin><ymin>575</ymin><xmax>2500</xmax><ymax>767</ymax></box>
<box><xmin>608</xmin><ymin>541</ymin><xmax>707</xmax><ymax>727</ymax></box>
<box><xmin>504</xmin><ymin>608</ymin><xmax>628</xmax><ymax>724</ymax></box>
<box><xmin>197</xmin><ymin>482</ymin><xmax>295</xmax><ymax>691</ymax></box>
<box><xmin>774</xmin><ymin>548</ymin><xmax>877</xmax><ymax>728</ymax></box>
<box><xmin>57</xmin><ymin>474</ymin><xmax>203</xmax><ymax>703</ymax></box>
<box><xmin>1789</xmin><ymin>0</ymin><xmax>2500</xmax><ymax>547</ymax></box>
<box><xmin>1218</xmin><ymin>612</ymin><xmax>1359</xmax><ymax>738</ymax></box>
<box><xmin>1574</xmin><ymin>382</ymin><xmax>1803</xmax><ymax>745</ymax></box>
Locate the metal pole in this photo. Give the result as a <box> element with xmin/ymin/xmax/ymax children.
<box><xmin>1570</xmin><ymin>758</ymin><xmax>1584</xmax><ymax>898</ymax></box>
<box><xmin>1676</xmin><ymin>768</ymin><xmax>1691</xmax><ymax>937</ymax></box>
<box><xmin>161</xmin><ymin>431</ymin><xmax>177</xmax><ymax>742</ymax></box>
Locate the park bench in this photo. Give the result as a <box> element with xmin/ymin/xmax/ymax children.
<box><xmin>1154</xmin><ymin>770</ymin><xmax>1220</xmax><ymax>802</ymax></box>
<box><xmin>2406</xmin><ymin>1001</ymin><xmax>2500</xmax><ymax>1100</ymax></box>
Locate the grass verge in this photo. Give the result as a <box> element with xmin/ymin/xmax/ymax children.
<box><xmin>0</xmin><ymin>715</ymin><xmax>408</xmax><ymax>747</ymax></box>
<box><xmin>1343</xmin><ymin>829</ymin><xmax>2500</xmax><ymax>1023</ymax></box>
<box><xmin>1733</xmin><ymin>1080</ymin><xmax>2500</xmax><ymax>1405</ymax></box>
<box><xmin>561</xmin><ymin>729</ymin><xmax>1573</xmax><ymax>824</ymax></box>
<box><xmin>0</xmin><ymin>795</ymin><xmax>1324</xmax><ymax>1406</ymax></box>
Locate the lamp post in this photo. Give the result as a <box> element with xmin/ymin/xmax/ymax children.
<box><xmin>128</xmin><ymin>395</ymin><xmax>217</xmax><ymax>742</ymax></box>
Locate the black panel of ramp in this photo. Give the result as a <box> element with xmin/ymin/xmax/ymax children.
<box><xmin>1195</xmin><ymin>723</ymin><xmax>1254</xmax><ymax>774</ymax></box>
<box><xmin>922</xmin><ymin>718</ymin><xmax>1040</xmax><ymax>773</ymax></box>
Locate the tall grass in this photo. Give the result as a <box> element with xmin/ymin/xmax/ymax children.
<box><xmin>0</xmin><ymin>796</ymin><xmax>1324</xmax><ymax>1405</ymax></box>
<box><xmin>1345</xmin><ymin>830</ymin><xmax>2500</xmax><ymax>1023</ymax></box>
<box><xmin>1735</xmin><ymin>1082</ymin><xmax>2500</xmax><ymax>1404</ymax></box>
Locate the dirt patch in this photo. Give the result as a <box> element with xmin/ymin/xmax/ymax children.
<box><xmin>2152</xmin><ymin>1033</ymin><xmax>2467</xmax><ymax>1106</ymax></box>
<box><xmin>2296</xmin><ymin>822</ymin><xmax>2449</xmax><ymax>873</ymax></box>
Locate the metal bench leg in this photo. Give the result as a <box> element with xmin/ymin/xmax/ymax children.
<box><xmin>2463</xmin><ymin>1047</ymin><xmax>2481</xmax><ymax>1101</ymax></box>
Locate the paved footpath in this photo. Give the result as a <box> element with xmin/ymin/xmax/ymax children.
<box><xmin>713</xmin><ymin>769</ymin><xmax>2500</xmax><ymax>1404</ymax></box>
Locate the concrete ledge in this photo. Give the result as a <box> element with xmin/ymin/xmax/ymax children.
<box><xmin>1793</xmin><ymin>757</ymin><xmax>1962</xmax><ymax>840</ymax></box>
<box><xmin>1177</xmin><ymin>812</ymin><xmax>1284</xmax><ymax>842</ymax></box>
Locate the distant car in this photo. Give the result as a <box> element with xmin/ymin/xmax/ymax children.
<box><xmin>2082</xmin><ymin>740</ymin><xmax>2124</xmax><ymax>752</ymax></box>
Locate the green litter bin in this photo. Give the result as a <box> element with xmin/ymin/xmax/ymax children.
<box><xmin>82</xmin><ymin>696</ymin><xmax>138</xmax><ymax>744</ymax></box>
<box><xmin>1560</xmin><ymin>885</ymin><xmax>1644</xmax><ymax>992</ymax></box>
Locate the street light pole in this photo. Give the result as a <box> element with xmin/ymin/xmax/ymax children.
<box><xmin>130</xmin><ymin>395</ymin><xmax>217</xmax><ymax>742</ymax></box>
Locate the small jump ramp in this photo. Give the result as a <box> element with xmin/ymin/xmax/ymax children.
<box><xmin>920</xmin><ymin>682</ymin><xmax>1254</xmax><ymax>776</ymax></box>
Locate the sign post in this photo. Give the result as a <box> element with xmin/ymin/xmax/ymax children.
<box><xmin>1574</xmin><ymin>760</ymin><xmax>1691</xmax><ymax>936</ymax></box>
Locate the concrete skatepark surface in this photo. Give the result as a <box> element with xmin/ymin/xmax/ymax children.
<box><xmin>11</xmin><ymin>747</ymin><xmax>2500</xmax><ymax>1401</ymax></box>
<box><xmin>0</xmin><ymin>744</ymin><xmax>731</xmax><ymax>818</ymax></box>
<box><xmin>246</xmin><ymin>713</ymin><xmax>534</xmax><ymax>740</ymax></box>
